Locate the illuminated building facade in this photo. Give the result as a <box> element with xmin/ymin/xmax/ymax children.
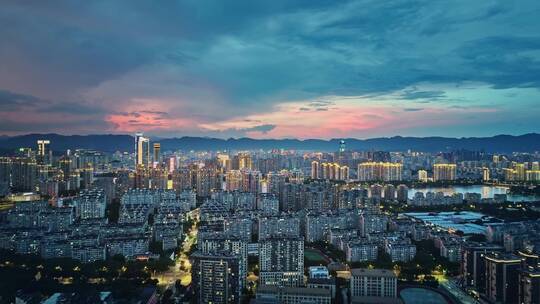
<box><xmin>433</xmin><ymin>164</ymin><xmax>457</xmax><ymax>181</ymax></box>
<box><xmin>357</xmin><ymin>162</ymin><xmax>403</xmax><ymax>181</ymax></box>
<box><xmin>135</xmin><ymin>133</ymin><xmax>150</xmax><ymax>167</ymax></box>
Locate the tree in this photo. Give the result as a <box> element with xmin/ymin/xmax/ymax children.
<box><xmin>149</xmin><ymin>241</ymin><xmax>164</xmax><ymax>255</ymax></box>
<box><xmin>468</xmin><ymin>234</ymin><xmax>486</xmax><ymax>242</ymax></box>
<box><xmin>374</xmin><ymin>251</ymin><xmax>393</xmax><ymax>269</ymax></box>
<box><xmin>422</xmin><ymin>275</ymin><xmax>439</xmax><ymax>288</ymax></box>
<box><xmin>106</xmin><ymin>199</ymin><xmax>121</xmax><ymax>223</ymax></box>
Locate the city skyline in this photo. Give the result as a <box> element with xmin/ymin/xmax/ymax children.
<box><xmin>2</xmin><ymin>2</ymin><xmax>540</xmax><ymax>303</ymax></box>
<box><xmin>1</xmin><ymin>1</ymin><xmax>540</xmax><ymax>138</ymax></box>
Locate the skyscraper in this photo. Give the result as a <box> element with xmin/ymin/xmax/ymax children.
<box><xmin>396</xmin><ymin>184</ymin><xmax>408</xmax><ymax>203</ymax></box>
<box><xmin>484</xmin><ymin>253</ymin><xmax>521</xmax><ymax>304</ymax></box>
<box><xmin>417</xmin><ymin>169</ymin><xmax>428</xmax><ymax>182</ymax></box>
<box><xmin>350</xmin><ymin>268</ymin><xmax>398</xmax><ymax>303</ymax></box>
<box><xmin>37</xmin><ymin>139</ymin><xmax>51</xmax><ymax>165</ymax></box>
<box><xmin>191</xmin><ymin>251</ymin><xmax>241</xmax><ymax>304</ymax></box>
<box><xmin>152</xmin><ymin>143</ymin><xmax>161</xmax><ymax>165</ymax></box>
<box><xmin>358</xmin><ymin>162</ymin><xmax>403</xmax><ymax>181</ymax></box>
<box><xmin>339</xmin><ymin>139</ymin><xmax>346</xmax><ymax>153</ymax></box>
<box><xmin>311</xmin><ymin>161</ymin><xmax>320</xmax><ymax>179</ymax></box>
<box><xmin>482</xmin><ymin>167</ymin><xmax>490</xmax><ymax>181</ymax></box>
<box><xmin>11</xmin><ymin>157</ymin><xmax>37</xmax><ymax>192</ymax></box>
<box><xmin>259</xmin><ymin>237</ymin><xmax>304</xmax><ymax>287</ymax></box>
<box><xmin>519</xmin><ymin>266</ymin><xmax>540</xmax><ymax>304</ymax></box>
<box><xmin>74</xmin><ymin>188</ymin><xmax>107</xmax><ymax>219</ymax></box>
<box><xmin>135</xmin><ymin>133</ymin><xmax>150</xmax><ymax>167</ymax></box>
<box><xmin>433</xmin><ymin>164</ymin><xmax>457</xmax><ymax>181</ymax></box>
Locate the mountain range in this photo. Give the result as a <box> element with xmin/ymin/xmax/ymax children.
<box><xmin>0</xmin><ymin>133</ymin><xmax>539</xmax><ymax>153</ymax></box>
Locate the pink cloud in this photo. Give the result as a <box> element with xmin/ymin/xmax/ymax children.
<box><xmin>202</xmin><ymin>99</ymin><xmax>499</xmax><ymax>139</ymax></box>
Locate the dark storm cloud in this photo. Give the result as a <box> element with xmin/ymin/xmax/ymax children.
<box><xmin>0</xmin><ymin>90</ymin><xmax>40</xmax><ymax>109</ymax></box>
<box><xmin>0</xmin><ymin>89</ymin><xmax>105</xmax><ymax>115</ymax></box>
<box><xmin>456</xmin><ymin>36</ymin><xmax>540</xmax><ymax>89</ymax></box>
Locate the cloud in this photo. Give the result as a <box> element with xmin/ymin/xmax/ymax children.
<box><xmin>400</xmin><ymin>90</ymin><xmax>446</xmax><ymax>101</ymax></box>
<box><xmin>243</xmin><ymin>124</ymin><xmax>276</xmax><ymax>133</ymax></box>
<box><xmin>0</xmin><ymin>90</ymin><xmax>40</xmax><ymax>110</ymax></box>
<box><xmin>0</xmin><ymin>1</ymin><xmax>539</xmax><ymax>137</ymax></box>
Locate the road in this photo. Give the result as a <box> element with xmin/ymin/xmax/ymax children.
<box><xmin>153</xmin><ymin>209</ymin><xmax>199</xmax><ymax>288</ymax></box>
<box><xmin>440</xmin><ymin>279</ymin><xmax>480</xmax><ymax>304</ymax></box>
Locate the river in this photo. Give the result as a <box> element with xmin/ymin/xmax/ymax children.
<box><xmin>408</xmin><ymin>185</ymin><xmax>540</xmax><ymax>202</ymax></box>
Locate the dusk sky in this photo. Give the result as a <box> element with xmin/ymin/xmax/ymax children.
<box><xmin>1</xmin><ymin>1</ymin><xmax>539</xmax><ymax>139</ymax></box>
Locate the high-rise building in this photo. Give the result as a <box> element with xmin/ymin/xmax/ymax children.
<box><xmin>526</xmin><ymin>170</ymin><xmax>540</xmax><ymax>182</ymax></box>
<box><xmin>258</xmin><ymin>216</ymin><xmax>301</xmax><ymax>240</ymax></box>
<box><xmin>462</xmin><ymin>242</ymin><xmax>503</xmax><ymax>293</ymax></box>
<box><xmin>339</xmin><ymin>139</ymin><xmax>346</xmax><ymax>153</ymax></box>
<box><xmin>482</xmin><ymin>167</ymin><xmax>490</xmax><ymax>181</ymax></box>
<box><xmin>340</xmin><ymin>165</ymin><xmax>350</xmax><ymax>181</ymax></box>
<box><xmin>358</xmin><ymin>162</ymin><xmax>402</xmax><ymax>181</ymax></box>
<box><xmin>196</xmin><ymin>165</ymin><xmax>218</xmax><ymax>197</ymax></box>
<box><xmin>11</xmin><ymin>157</ymin><xmax>37</xmax><ymax>192</ymax></box>
<box><xmin>396</xmin><ymin>184</ymin><xmax>408</xmax><ymax>203</ymax></box>
<box><xmin>350</xmin><ymin>268</ymin><xmax>398</xmax><ymax>303</ymax></box>
<box><xmin>318</xmin><ymin>162</ymin><xmax>348</xmax><ymax>180</ymax></box>
<box><xmin>369</xmin><ymin>184</ymin><xmax>383</xmax><ymax>199</ymax></box>
<box><xmin>191</xmin><ymin>251</ymin><xmax>241</xmax><ymax>304</ymax></box>
<box><xmin>37</xmin><ymin>139</ymin><xmax>51</xmax><ymax>165</ymax></box>
<box><xmin>383</xmin><ymin>184</ymin><xmax>395</xmax><ymax>201</ymax></box>
<box><xmin>74</xmin><ymin>188</ymin><xmax>107</xmax><ymax>219</ymax></box>
<box><xmin>515</xmin><ymin>163</ymin><xmax>526</xmax><ymax>181</ymax></box>
<box><xmin>519</xmin><ymin>266</ymin><xmax>540</xmax><ymax>304</ymax></box>
<box><xmin>311</xmin><ymin>161</ymin><xmax>320</xmax><ymax>179</ymax></box>
<box><xmin>259</xmin><ymin>237</ymin><xmax>304</xmax><ymax>287</ymax></box>
<box><xmin>433</xmin><ymin>164</ymin><xmax>457</xmax><ymax>181</ymax></box>
<box><xmin>152</xmin><ymin>143</ymin><xmax>161</xmax><ymax>165</ymax></box>
<box><xmin>135</xmin><ymin>133</ymin><xmax>150</xmax><ymax>167</ymax></box>
<box><xmin>484</xmin><ymin>253</ymin><xmax>521</xmax><ymax>304</ymax></box>
<box><xmin>258</xmin><ymin>193</ymin><xmax>279</xmax><ymax>215</ymax></box>
<box><xmin>241</xmin><ymin>170</ymin><xmax>262</xmax><ymax>193</ymax></box>
<box><xmin>417</xmin><ymin>169</ymin><xmax>428</xmax><ymax>182</ymax></box>
<box><xmin>235</xmin><ymin>153</ymin><xmax>252</xmax><ymax>170</ymax></box>
<box><xmin>0</xmin><ymin>157</ymin><xmax>12</xmax><ymax>186</ymax></box>
<box><xmin>198</xmin><ymin>233</ymin><xmax>248</xmax><ymax>290</ymax></box>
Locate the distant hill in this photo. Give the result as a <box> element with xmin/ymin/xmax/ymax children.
<box><xmin>0</xmin><ymin>134</ymin><xmax>133</xmax><ymax>153</ymax></box>
<box><xmin>0</xmin><ymin>133</ymin><xmax>538</xmax><ymax>153</ymax></box>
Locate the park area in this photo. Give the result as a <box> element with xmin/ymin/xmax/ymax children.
<box><xmin>304</xmin><ymin>248</ymin><xmax>331</xmax><ymax>266</ymax></box>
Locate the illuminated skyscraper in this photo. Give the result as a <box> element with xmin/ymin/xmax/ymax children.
<box><xmin>311</xmin><ymin>161</ymin><xmax>320</xmax><ymax>179</ymax></box>
<box><xmin>433</xmin><ymin>164</ymin><xmax>456</xmax><ymax>181</ymax></box>
<box><xmin>37</xmin><ymin>139</ymin><xmax>50</xmax><ymax>157</ymax></box>
<box><xmin>152</xmin><ymin>143</ymin><xmax>161</xmax><ymax>165</ymax></box>
<box><xmin>485</xmin><ymin>253</ymin><xmax>521</xmax><ymax>304</ymax></box>
<box><xmin>37</xmin><ymin>139</ymin><xmax>51</xmax><ymax>165</ymax></box>
<box><xmin>515</xmin><ymin>163</ymin><xmax>526</xmax><ymax>181</ymax></box>
<box><xmin>339</xmin><ymin>165</ymin><xmax>350</xmax><ymax>180</ymax></box>
<box><xmin>482</xmin><ymin>167</ymin><xmax>490</xmax><ymax>181</ymax></box>
<box><xmin>237</xmin><ymin>153</ymin><xmax>252</xmax><ymax>170</ymax></box>
<box><xmin>191</xmin><ymin>251</ymin><xmax>241</xmax><ymax>304</ymax></box>
<box><xmin>135</xmin><ymin>133</ymin><xmax>150</xmax><ymax>167</ymax></box>
<box><xmin>417</xmin><ymin>169</ymin><xmax>428</xmax><ymax>182</ymax></box>
<box><xmin>357</xmin><ymin>162</ymin><xmax>403</xmax><ymax>181</ymax></box>
<box><xmin>339</xmin><ymin>139</ymin><xmax>346</xmax><ymax>153</ymax></box>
